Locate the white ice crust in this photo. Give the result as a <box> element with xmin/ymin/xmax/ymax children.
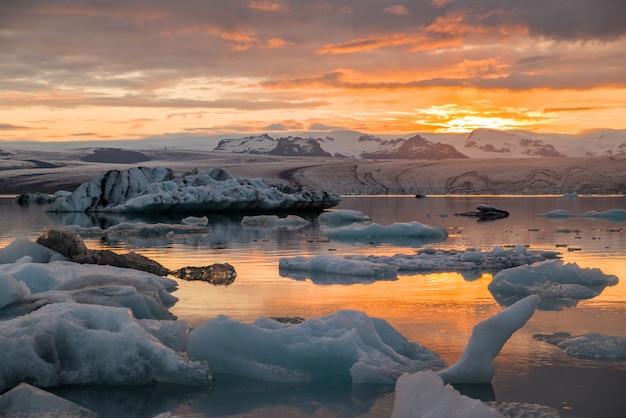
<box><xmin>391</xmin><ymin>371</ymin><xmax>501</xmax><ymax>418</ymax></box>
<box><xmin>46</xmin><ymin>166</ymin><xmax>341</xmax><ymax>213</ymax></box>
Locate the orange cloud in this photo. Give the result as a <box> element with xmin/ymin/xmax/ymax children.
<box><xmin>247</xmin><ymin>1</ymin><xmax>289</xmax><ymax>12</ymax></box>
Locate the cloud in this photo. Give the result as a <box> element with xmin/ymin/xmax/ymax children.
<box><xmin>384</xmin><ymin>5</ymin><xmax>410</xmax><ymax>16</ymax></box>
<box><xmin>0</xmin><ymin>123</ymin><xmax>29</xmax><ymax>130</ymax></box>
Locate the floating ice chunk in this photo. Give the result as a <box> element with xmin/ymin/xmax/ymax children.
<box><xmin>0</xmin><ymin>303</ymin><xmax>213</xmax><ymax>392</ymax></box>
<box><xmin>0</xmin><ymin>273</ymin><xmax>30</xmax><ymax>309</ymax></box>
<box><xmin>182</xmin><ymin>215</ymin><xmax>209</xmax><ymax>226</ymax></box>
<box><xmin>317</xmin><ymin>209</ymin><xmax>371</xmax><ymax>227</ymax></box>
<box><xmin>46</xmin><ymin>166</ymin><xmax>340</xmax><ymax>213</ymax></box>
<box><xmin>540</xmin><ymin>208</ymin><xmax>626</xmax><ymax>221</ymax></box>
<box><xmin>187</xmin><ymin>310</ymin><xmax>446</xmax><ymax>384</ymax></box>
<box><xmin>0</xmin><ymin>238</ymin><xmax>66</xmax><ymax>264</ymax></box>
<box><xmin>344</xmin><ymin>246</ymin><xmax>559</xmax><ymax>274</ymax></box>
<box><xmin>321</xmin><ymin>221</ymin><xmax>448</xmax><ymax>246</ymax></box>
<box><xmin>0</xmin><ymin>261</ymin><xmax>179</xmax><ymax>314</ymax></box>
<box><xmin>279</xmin><ymin>255</ymin><xmax>398</xmax><ymax>281</ymax></box>
<box><xmin>534</xmin><ymin>332</ymin><xmax>626</xmax><ymax>361</ymax></box>
<box><xmin>0</xmin><ymin>383</ymin><xmax>99</xmax><ymax>418</ymax></box>
<box><xmin>437</xmin><ymin>295</ymin><xmax>541</xmax><ymax>384</ymax></box>
<box><xmin>488</xmin><ymin>260</ymin><xmax>618</xmax><ymax>309</ymax></box>
<box><xmin>391</xmin><ymin>371</ymin><xmax>501</xmax><ymax>418</ymax></box>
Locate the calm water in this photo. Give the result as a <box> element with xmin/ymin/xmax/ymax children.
<box><xmin>1</xmin><ymin>195</ymin><xmax>625</xmax><ymax>417</ymax></box>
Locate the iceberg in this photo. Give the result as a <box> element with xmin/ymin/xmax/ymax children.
<box><xmin>188</xmin><ymin>296</ymin><xmax>540</xmax><ymax>385</ymax></box>
<box><xmin>0</xmin><ymin>383</ymin><xmax>99</xmax><ymax>418</ymax></box>
<box><xmin>488</xmin><ymin>259</ymin><xmax>618</xmax><ymax>310</ymax></box>
<box><xmin>534</xmin><ymin>332</ymin><xmax>626</xmax><ymax>361</ymax></box>
<box><xmin>46</xmin><ymin>166</ymin><xmax>341</xmax><ymax>213</ymax></box>
<box><xmin>539</xmin><ymin>208</ymin><xmax>626</xmax><ymax>221</ymax></box>
<box><xmin>188</xmin><ymin>310</ymin><xmax>447</xmax><ymax>384</ymax></box>
<box><xmin>391</xmin><ymin>371</ymin><xmax>501</xmax><ymax>418</ymax></box>
<box><xmin>438</xmin><ymin>295</ymin><xmax>541</xmax><ymax>384</ymax></box>
<box><xmin>0</xmin><ymin>303</ymin><xmax>213</xmax><ymax>392</ymax></box>
<box><xmin>0</xmin><ymin>261</ymin><xmax>179</xmax><ymax>319</ymax></box>
<box><xmin>279</xmin><ymin>254</ymin><xmax>398</xmax><ymax>283</ymax></box>
<box><xmin>353</xmin><ymin>245</ymin><xmax>559</xmax><ymax>273</ymax></box>
<box><xmin>320</xmin><ymin>221</ymin><xmax>448</xmax><ymax>246</ymax></box>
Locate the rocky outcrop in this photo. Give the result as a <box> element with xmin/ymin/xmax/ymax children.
<box><xmin>36</xmin><ymin>229</ymin><xmax>237</xmax><ymax>285</ymax></box>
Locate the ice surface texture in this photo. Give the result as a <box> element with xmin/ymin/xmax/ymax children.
<box><xmin>188</xmin><ymin>297</ymin><xmax>540</xmax><ymax>385</ymax></box>
<box><xmin>534</xmin><ymin>332</ymin><xmax>626</xmax><ymax>361</ymax></box>
<box><xmin>0</xmin><ymin>303</ymin><xmax>212</xmax><ymax>392</ymax></box>
<box><xmin>489</xmin><ymin>259</ymin><xmax>618</xmax><ymax>310</ymax></box>
<box><xmin>46</xmin><ymin>166</ymin><xmax>341</xmax><ymax>213</ymax></box>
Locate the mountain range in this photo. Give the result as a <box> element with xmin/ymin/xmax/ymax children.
<box><xmin>207</xmin><ymin>128</ymin><xmax>626</xmax><ymax>159</ymax></box>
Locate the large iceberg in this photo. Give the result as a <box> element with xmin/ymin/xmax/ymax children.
<box><xmin>46</xmin><ymin>166</ymin><xmax>341</xmax><ymax>213</ymax></box>
<box><xmin>0</xmin><ymin>303</ymin><xmax>213</xmax><ymax>392</ymax></box>
<box><xmin>0</xmin><ymin>261</ymin><xmax>179</xmax><ymax>320</ymax></box>
<box><xmin>187</xmin><ymin>296</ymin><xmax>540</xmax><ymax>385</ymax></box>
<box><xmin>488</xmin><ymin>259</ymin><xmax>618</xmax><ymax>310</ymax></box>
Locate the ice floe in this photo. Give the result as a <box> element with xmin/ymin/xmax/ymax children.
<box><xmin>539</xmin><ymin>208</ymin><xmax>626</xmax><ymax>221</ymax></box>
<box><xmin>320</xmin><ymin>221</ymin><xmax>448</xmax><ymax>246</ymax></box>
<box><xmin>279</xmin><ymin>254</ymin><xmax>398</xmax><ymax>284</ymax></box>
<box><xmin>488</xmin><ymin>259</ymin><xmax>619</xmax><ymax>310</ymax></box>
<box><xmin>46</xmin><ymin>166</ymin><xmax>341</xmax><ymax>213</ymax></box>
<box><xmin>391</xmin><ymin>371</ymin><xmax>501</xmax><ymax>418</ymax></box>
<box><xmin>534</xmin><ymin>332</ymin><xmax>626</xmax><ymax>361</ymax></box>
<box><xmin>188</xmin><ymin>297</ymin><xmax>540</xmax><ymax>385</ymax></box>
<box><xmin>0</xmin><ymin>303</ymin><xmax>213</xmax><ymax>392</ymax></box>
<box><xmin>279</xmin><ymin>245</ymin><xmax>561</xmax><ymax>284</ymax></box>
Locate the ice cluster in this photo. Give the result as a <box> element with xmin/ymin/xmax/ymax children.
<box><xmin>320</xmin><ymin>221</ymin><xmax>449</xmax><ymax>246</ymax></box>
<box><xmin>45</xmin><ymin>166</ymin><xmax>341</xmax><ymax>213</ymax></box>
<box><xmin>539</xmin><ymin>208</ymin><xmax>626</xmax><ymax>221</ymax></box>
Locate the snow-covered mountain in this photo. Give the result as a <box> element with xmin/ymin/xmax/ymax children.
<box><xmin>214</xmin><ymin>134</ymin><xmax>331</xmax><ymax>157</ymax></box>
<box><xmin>463</xmin><ymin>129</ymin><xmax>564</xmax><ymax>157</ymax></box>
<box><xmin>211</xmin><ymin>133</ymin><xmax>468</xmax><ymax>159</ymax></box>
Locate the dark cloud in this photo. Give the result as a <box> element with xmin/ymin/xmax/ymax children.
<box><xmin>1</xmin><ymin>0</ymin><xmax>624</xmax><ymax>110</ymax></box>
<box><xmin>0</xmin><ymin>123</ymin><xmax>29</xmax><ymax>130</ymax></box>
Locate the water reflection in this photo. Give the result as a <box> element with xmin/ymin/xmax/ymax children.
<box><xmin>1</xmin><ymin>196</ymin><xmax>626</xmax><ymax>417</ymax></box>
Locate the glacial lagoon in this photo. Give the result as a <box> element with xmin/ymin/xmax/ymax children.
<box><xmin>0</xmin><ymin>195</ymin><xmax>625</xmax><ymax>417</ymax></box>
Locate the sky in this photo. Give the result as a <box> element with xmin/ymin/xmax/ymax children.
<box><xmin>1</xmin><ymin>0</ymin><xmax>626</xmax><ymax>142</ymax></box>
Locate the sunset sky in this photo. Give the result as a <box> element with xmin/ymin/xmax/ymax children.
<box><xmin>1</xmin><ymin>0</ymin><xmax>625</xmax><ymax>142</ymax></box>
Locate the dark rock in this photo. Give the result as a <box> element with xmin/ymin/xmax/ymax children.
<box><xmin>172</xmin><ymin>264</ymin><xmax>237</xmax><ymax>285</ymax></box>
<box><xmin>456</xmin><ymin>205</ymin><xmax>509</xmax><ymax>221</ymax></box>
